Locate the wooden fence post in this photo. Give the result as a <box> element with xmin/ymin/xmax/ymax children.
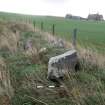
<box><xmin>33</xmin><ymin>21</ymin><xmax>36</xmax><ymax>31</ymax></box>
<box><xmin>41</xmin><ymin>22</ymin><xmax>43</xmax><ymax>31</ymax></box>
<box><xmin>52</xmin><ymin>24</ymin><xmax>55</xmax><ymax>35</ymax></box>
<box><xmin>72</xmin><ymin>28</ymin><xmax>77</xmax><ymax>48</ymax></box>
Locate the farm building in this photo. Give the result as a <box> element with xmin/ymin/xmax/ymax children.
<box><xmin>65</xmin><ymin>14</ymin><xmax>86</xmax><ymax>20</ymax></box>
<box><xmin>87</xmin><ymin>13</ymin><xmax>104</xmax><ymax>21</ymax></box>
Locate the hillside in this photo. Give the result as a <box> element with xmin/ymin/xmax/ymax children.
<box><xmin>0</xmin><ymin>11</ymin><xmax>105</xmax><ymax>53</ymax></box>
<box><xmin>0</xmin><ymin>13</ymin><xmax>105</xmax><ymax>105</ymax></box>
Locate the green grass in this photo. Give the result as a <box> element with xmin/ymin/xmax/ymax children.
<box><xmin>0</xmin><ymin>12</ymin><xmax>105</xmax><ymax>105</ymax></box>
<box><xmin>0</xmin><ymin>11</ymin><xmax>105</xmax><ymax>53</ymax></box>
<box><xmin>32</xmin><ymin>16</ymin><xmax>105</xmax><ymax>53</ymax></box>
<box><xmin>7</xmin><ymin>25</ymin><xmax>104</xmax><ymax>105</ymax></box>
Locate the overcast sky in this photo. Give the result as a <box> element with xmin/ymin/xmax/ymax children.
<box><xmin>0</xmin><ymin>0</ymin><xmax>105</xmax><ymax>18</ymax></box>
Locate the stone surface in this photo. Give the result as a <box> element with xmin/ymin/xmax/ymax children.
<box><xmin>47</xmin><ymin>50</ymin><xmax>78</xmax><ymax>80</ymax></box>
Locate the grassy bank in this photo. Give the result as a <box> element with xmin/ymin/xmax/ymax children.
<box><xmin>0</xmin><ymin>13</ymin><xmax>105</xmax><ymax>105</ymax></box>
<box><xmin>0</xmin><ymin>11</ymin><xmax>105</xmax><ymax>53</ymax></box>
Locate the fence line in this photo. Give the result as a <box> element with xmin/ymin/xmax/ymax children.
<box><xmin>0</xmin><ymin>14</ymin><xmax>105</xmax><ymax>53</ymax></box>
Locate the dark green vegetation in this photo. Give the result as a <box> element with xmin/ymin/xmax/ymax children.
<box><xmin>0</xmin><ymin>12</ymin><xmax>105</xmax><ymax>105</ymax></box>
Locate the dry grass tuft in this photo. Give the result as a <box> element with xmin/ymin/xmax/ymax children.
<box><xmin>0</xmin><ymin>20</ymin><xmax>34</xmax><ymax>54</ymax></box>
<box><xmin>0</xmin><ymin>56</ymin><xmax>6</xmax><ymax>68</ymax></box>
<box><xmin>0</xmin><ymin>94</ymin><xmax>10</xmax><ymax>105</ymax></box>
<box><xmin>0</xmin><ymin>56</ymin><xmax>14</xmax><ymax>100</ymax></box>
<box><xmin>9</xmin><ymin>22</ymin><xmax>34</xmax><ymax>32</ymax></box>
<box><xmin>0</xmin><ymin>32</ymin><xmax>19</xmax><ymax>53</ymax></box>
<box><xmin>0</xmin><ymin>21</ymin><xmax>20</xmax><ymax>53</ymax></box>
<box><xmin>78</xmin><ymin>47</ymin><xmax>105</xmax><ymax>68</ymax></box>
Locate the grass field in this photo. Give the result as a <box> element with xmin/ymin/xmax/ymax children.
<box><xmin>32</xmin><ymin>16</ymin><xmax>105</xmax><ymax>53</ymax></box>
<box><xmin>0</xmin><ymin>12</ymin><xmax>105</xmax><ymax>53</ymax></box>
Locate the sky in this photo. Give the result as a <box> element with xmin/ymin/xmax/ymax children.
<box><xmin>0</xmin><ymin>0</ymin><xmax>105</xmax><ymax>18</ymax></box>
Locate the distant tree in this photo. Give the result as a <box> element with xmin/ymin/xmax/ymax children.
<box><xmin>65</xmin><ymin>14</ymin><xmax>86</xmax><ymax>20</ymax></box>
<box><xmin>87</xmin><ymin>13</ymin><xmax>104</xmax><ymax>21</ymax></box>
<box><xmin>65</xmin><ymin>14</ymin><xmax>72</xmax><ymax>19</ymax></box>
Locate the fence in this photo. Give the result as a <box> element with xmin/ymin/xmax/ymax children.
<box><xmin>32</xmin><ymin>20</ymin><xmax>105</xmax><ymax>54</ymax></box>
<box><xmin>0</xmin><ymin>13</ymin><xmax>105</xmax><ymax>54</ymax></box>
